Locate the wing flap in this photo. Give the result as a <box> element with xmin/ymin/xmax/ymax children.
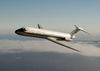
<box><xmin>46</xmin><ymin>37</ymin><xmax>80</xmax><ymax>52</ymax></box>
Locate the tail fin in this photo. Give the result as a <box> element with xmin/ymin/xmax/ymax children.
<box><xmin>70</xmin><ymin>25</ymin><xmax>91</xmax><ymax>37</ymax></box>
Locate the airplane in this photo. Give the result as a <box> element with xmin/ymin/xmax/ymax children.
<box><xmin>15</xmin><ymin>24</ymin><xmax>91</xmax><ymax>52</ymax></box>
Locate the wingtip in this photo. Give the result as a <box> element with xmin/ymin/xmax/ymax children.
<box><xmin>77</xmin><ymin>50</ymin><xmax>80</xmax><ymax>52</ymax></box>
<box><xmin>75</xmin><ymin>49</ymin><xmax>80</xmax><ymax>52</ymax></box>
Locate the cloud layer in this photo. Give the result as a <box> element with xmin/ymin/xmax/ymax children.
<box><xmin>0</xmin><ymin>39</ymin><xmax>100</xmax><ymax>57</ymax></box>
<box><xmin>1</xmin><ymin>52</ymin><xmax>100</xmax><ymax>71</ymax></box>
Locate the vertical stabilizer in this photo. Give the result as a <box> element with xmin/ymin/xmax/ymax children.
<box><xmin>70</xmin><ymin>25</ymin><xmax>91</xmax><ymax>38</ymax></box>
<box><xmin>70</xmin><ymin>25</ymin><xmax>81</xmax><ymax>36</ymax></box>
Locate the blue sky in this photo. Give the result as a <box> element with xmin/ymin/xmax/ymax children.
<box><xmin>0</xmin><ymin>0</ymin><xmax>100</xmax><ymax>35</ymax></box>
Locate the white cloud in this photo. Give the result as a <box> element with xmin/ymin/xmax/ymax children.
<box><xmin>0</xmin><ymin>39</ymin><xmax>100</xmax><ymax>57</ymax></box>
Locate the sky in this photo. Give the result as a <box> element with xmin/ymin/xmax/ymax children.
<box><xmin>1</xmin><ymin>0</ymin><xmax>100</xmax><ymax>71</ymax></box>
<box><xmin>0</xmin><ymin>0</ymin><xmax>100</xmax><ymax>35</ymax></box>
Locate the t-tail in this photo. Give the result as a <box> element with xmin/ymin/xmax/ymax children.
<box><xmin>70</xmin><ymin>25</ymin><xmax>91</xmax><ymax>39</ymax></box>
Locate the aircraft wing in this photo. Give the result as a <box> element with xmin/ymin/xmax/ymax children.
<box><xmin>46</xmin><ymin>37</ymin><xmax>80</xmax><ymax>52</ymax></box>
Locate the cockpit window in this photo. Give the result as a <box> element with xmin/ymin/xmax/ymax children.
<box><xmin>20</xmin><ymin>27</ymin><xmax>26</xmax><ymax>32</ymax></box>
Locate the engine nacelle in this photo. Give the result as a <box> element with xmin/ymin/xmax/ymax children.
<box><xmin>71</xmin><ymin>35</ymin><xmax>75</xmax><ymax>39</ymax></box>
<box><xmin>65</xmin><ymin>37</ymin><xmax>73</xmax><ymax>41</ymax></box>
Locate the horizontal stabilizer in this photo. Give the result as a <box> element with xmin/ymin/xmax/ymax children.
<box><xmin>70</xmin><ymin>25</ymin><xmax>91</xmax><ymax>36</ymax></box>
<box><xmin>81</xmin><ymin>29</ymin><xmax>91</xmax><ymax>35</ymax></box>
<box><xmin>75</xmin><ymin>25</ymin><xmax>91</xmax><ymax>35</ymax></box>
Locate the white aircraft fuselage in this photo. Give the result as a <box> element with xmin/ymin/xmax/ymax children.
<box><xmin>15</xmin><ymin>27</ymin><xmax>74</xmax><ymax>41</ymax></box>
<box><xmin>15</xmin><ymin>24</ymin><xmax>90</xmax><ymax>52</ymax></box>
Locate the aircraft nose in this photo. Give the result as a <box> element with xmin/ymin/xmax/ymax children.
<box><xmin>15</xmin><ymin>29</ymin><xmax>19</xmax><ymax>34</ymax></box>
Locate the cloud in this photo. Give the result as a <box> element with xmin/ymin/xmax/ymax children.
<box><xmin>1</xmin><ymin>52</ymin><xmax>100</xmax><ymax>71</ymax></box>
<box><xmin>0</xmin><ymin>39</ymin><xmax>100</xmax><ymax>57</ymax></box>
